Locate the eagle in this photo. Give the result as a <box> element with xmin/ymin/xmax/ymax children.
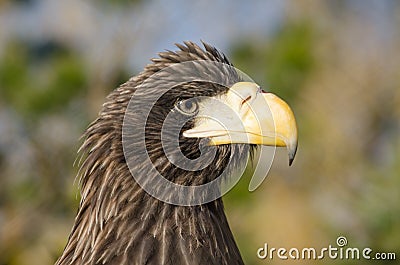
<box><xmin>55</xmin><ymin>41</ymin><xmax>298</xmax><ymax>265</ymax></box>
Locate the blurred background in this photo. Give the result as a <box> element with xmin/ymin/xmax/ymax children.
<box><xmin>0</xmin><ymin>0</ymin><xmax>399</xmax><ymax>264</ymax></box>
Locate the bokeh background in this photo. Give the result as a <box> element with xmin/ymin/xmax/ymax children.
<box><xmin>0</xmin><ymin>0</ymin><xmax>399</xmax><ymax>264</ymax></box>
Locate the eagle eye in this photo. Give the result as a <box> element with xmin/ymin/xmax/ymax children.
<box><xmin>175</xmin><ymin>98</ymin><xmax>199</xmax><ymax>115</ymax></box>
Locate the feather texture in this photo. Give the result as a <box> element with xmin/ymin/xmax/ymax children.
<box><xmin>56</xmin><ymin>42</ymin><xmax>250</xmax><ymax>265</ymax></box>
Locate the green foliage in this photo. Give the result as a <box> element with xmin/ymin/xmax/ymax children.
<box><xmin>0</xmin><ymin>41</ymin><xmax>87</xmax><ymax>119</ymax></box>
<box><xmin>224</xmin><ymin>166</ymin><xmax>255</xmax><ymax>206</ymax></box>
<box><xmin>98</xmin><ymin>0</ymin><xmax>143</xmax><ymax>7</ymax></box>
<box><xmin>232</xmin><ymin>21</ymin><xmax>314</xmax><ymax>101</ymax></box>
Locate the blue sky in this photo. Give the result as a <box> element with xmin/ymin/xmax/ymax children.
<box><xmin>0</xmin><ymin>0</ymin><xmax>285</xmax><ymax>70</ymax></box>
<box><xmin>0</xmin><ymin>0</ymin><xmax>397</xmax><ymax>73</ymax></box>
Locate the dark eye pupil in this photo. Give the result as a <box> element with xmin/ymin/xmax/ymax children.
<box><xmin>185</xmin><ymin>100</ymin><xmax>193</xmax><ymax>110</ymax></box>
<box><xmin>176</xmin><ymin>99</ymin><xmax>198</xmax><ymax>115</ymax></box>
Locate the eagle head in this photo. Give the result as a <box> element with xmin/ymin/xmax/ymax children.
<box><xmin>56</xmin><ymin>41</ymin><xmax>297</xmax><ymax>265</ymax></box>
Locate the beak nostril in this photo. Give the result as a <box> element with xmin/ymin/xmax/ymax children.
<box><xmin>241</xmin><ymin>95</ymin><xmax>252</xmax><ymax>107</ymax></box>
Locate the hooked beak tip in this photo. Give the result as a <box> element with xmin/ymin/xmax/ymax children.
<box><xmin>288</xmin><ymin>143</ymin><xmax>298</xmax><ymax>166</ymax></box>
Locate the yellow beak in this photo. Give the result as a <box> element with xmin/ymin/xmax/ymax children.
<box><xmin>183</xmin><ymin>82</ymin><xmax>298</xmax><ymax>165</ymax></box>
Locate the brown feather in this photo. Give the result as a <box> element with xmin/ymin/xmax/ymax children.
<box><xmin>56</xmin><ymin>41</ymin><xmax>248</xmax><ymax>265</ymax></box>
